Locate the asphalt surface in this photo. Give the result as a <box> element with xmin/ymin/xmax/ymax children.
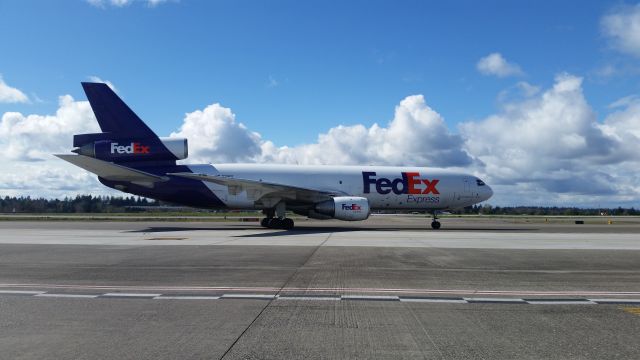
<box><xmin>0</xmin><ymin>218</ymin><xmax>639</xmax><ymax>359</ymax></box>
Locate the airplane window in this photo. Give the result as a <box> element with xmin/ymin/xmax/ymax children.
<box><xmin>476</xmin><ymin>179</ymin><xmax>485</xmax><ymax>186</ymax></box>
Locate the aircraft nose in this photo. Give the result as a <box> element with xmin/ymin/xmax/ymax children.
<box><xmin>484</xmin><ymin>184</ymin><xmax>494</xmax><ymax>201</ymax></box>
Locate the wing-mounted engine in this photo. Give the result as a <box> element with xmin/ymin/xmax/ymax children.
<box><xmin>313</xmin><ymin>196</ymin><xmax>370</xmax><ymax>221</ymax></box>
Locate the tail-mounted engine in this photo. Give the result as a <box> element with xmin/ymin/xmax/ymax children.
<box><xmin>72</xmin><ymin>133</ymin><xmax>187</xmax><ymax>162</ymax></box>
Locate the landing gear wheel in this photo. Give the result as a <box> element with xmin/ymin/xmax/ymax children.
<box><xmin>282</xmin><ymin>218</ymin><xmax>294</xmax><ymax>230</ymax></box>
<box><xmin>268</xmin><ymin>218</ymin><xmax>281</xmax><ymax>229</ymax></box>
<box><xmin>431</xmin><ymin>221</ymin><xmax>441</xmax><ymax>230</ymax></box>
<box><xmin>260</xmin><ymin>218</ymin><xmax>270</xmax><ymax>228</ymax></box>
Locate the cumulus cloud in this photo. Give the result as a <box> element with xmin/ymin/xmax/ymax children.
<box><xmin>477</xmin><ymin>53</ymin><xmax>524</xmax><ymax>78</ymax></box>
<box><xmin>461</xmin><ymin>73</ymin><xmax>640</xmax><ymax>204</ymax></box>
<box><xmin>0</xmin><ymin>75</ymin><xmax>28</xmax><ymax>103</ymax></box>
<box><xmin>601</xmin><ymin>3</ymin><xmax>640</xmax><ymax>57</ymax></box>
<box><xmin>0</xmin><ymin>162</ymin><xmax>116</xmax><ymax>199</ymax></box>
<box><xmin>170</xmin><ymin>103</ymin><xmax>263</xmax><ymax>163</ymax></box>
<box><xmin>172</xmin><ymin>95</ymin><xmax>473</xmax><ymax>167</ymax></box>
<box><xmin>0</xmin><ymin>95</ymin><xmax>116</xmax><ymax>198</ymax></box>
<box><xmin>260</xmin><ymin>95</ymin><xmax>472</xmax><ymax>167</ymax></box>
<box><xmin>0</xmin><ymin>95</ymin><xmax>98</xmax><ymax>161</ymax></box>
<box><xmin>2</xmin><ymin>77</ymin><xmax>640</xmax><ymax>206</ymax></box>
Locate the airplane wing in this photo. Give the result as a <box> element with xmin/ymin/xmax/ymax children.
<box><xmin>168</xmin><ymin>172</ymin><xmax>343</xmax><ymax>203</ymax></box>
<box><xmin>55</xmin><ymin>154</ymin><xmax>167</xmax><ymax>187</ymax></box>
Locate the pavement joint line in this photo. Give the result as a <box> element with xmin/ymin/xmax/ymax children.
<box><xmin>220</xmin><ymin>229</ymin><xmax>334</xmax><ymax>360</ymax></box>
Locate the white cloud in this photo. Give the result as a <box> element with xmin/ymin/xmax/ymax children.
<box><xmin>601</xmin><ymin>3</ymin><xmax>640</xmax><ymax>57</ymax></box>
<box><xmin>477</xmin><ymin>53</ymin><xmax>524</xmax><ymax>78</ymax></box>
<box><xmin>258</xmin><ymin>95</ymin><xmax>472</xmax><ymax>167</ymax></box>
<box><xmin>87</xmin><ymin>0</ymin><xmax>170</xmax><ymax>8</ymax></box>
<box><xmin>172</xmin><ymin>95</ymin><xmax>472</xmax><ymax>168</ymax></box>
<box><xmin>2</xmin><ymin>77</ymin><xmax>640</xmax><ymax>206</ymax></box>
<box><xmin>461</xmin><ymin>73</ymin><xmax>639</xmax><ymax>205</ymax></box>
<box><xmin>170</xmin><ymin>103</ymin><xmax>263</xmax><ymax>163</ymax></box>
<box><xmin>0</xmin><ymin>95</ymin><xmax>116</xmax><ymax>198</ymax></box>
<box><xmin>87</xmin><ymin>76</ymin><xmax>118</xmax><ymax>93</ymax></box>
<box><xmin>0</xmin><ymin>162</ymin><xmax>117</xmax><ymax>199</ymax></box>
<box><xmin>0</xmin><ymin>75</ymin><xmax>28</xmax><ymax>103</ymax></box>
<box><xmin>0</xmin><ymin>95</ymin><xmax>99</xmax><ymax>161</ymax></box>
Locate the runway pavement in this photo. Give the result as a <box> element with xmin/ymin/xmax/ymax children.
<box><xmin>0</xmin><ymin>217</ymin><xmax>639</xmax><ymax>359</ymax></box>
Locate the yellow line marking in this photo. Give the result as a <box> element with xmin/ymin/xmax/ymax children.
<box><xmin>621</xmin><ymin>307</ymin><xmax>640</xmax><ymax>315</ymax></box>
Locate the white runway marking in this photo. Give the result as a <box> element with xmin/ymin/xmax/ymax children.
<box><xmin>590</xmin><ymin>298</ymin><xmax>640</xmax><ymax>304</ymax></box>
<box><xmin>0</xmin><ymin>290</ymin><xmax>45</xmax><ymax>295</ymax></box>
<box><xmin>341</xmin><ymin>295</ymin><xmax>400</xmax><ymax>301</ymax></box>
<box><xmin>154</xmin><ymin>296</ymin><xmax>220</xmax><ymax>300</ymax></box>
<box><xmin>399</xmin><ymin>298</ymin><xmax>468</xmax><ymax>303</ymax></box>
<box><xmin>464</xmin><ymin>297</ymin><xmax>527</xmax><ymax>303</ymax></box>
<box><xmin>526</xmin><ymin>300</ymin><xmax>596</xmax><ymax>305</ymax></box>
<box><xmin>277</xmin><ymin>296</ymin><xmax>340</xmax><ymax>301</ymax></box>
<box><xmin>102</xmin><ymin>293</ymin><xmax>162</xmax><ymax>298</ymax></box>
<box><xmin>35</xmin><ymin>293</ymin><xmax>99</xmax><ymax>298</ymax></box>
<box><xmin>2</xmin><ymin>283</ymin><xmax>640</xmax><ymax>297</ymax></box>
<box><xmin>221</xmin><ymin>294</ymin><xmax>276</xmax><ymax>300</ymax></box>
<box><xmin>3</xmin><ymin>290</ymin><xmax>640</xmax><ymax>305</ymax></box>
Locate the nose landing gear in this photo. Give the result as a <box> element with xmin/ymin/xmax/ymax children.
<box><xmin>430</xmin><ymin>212</ymin><xmax>441</xmax><ymax>230</ymax></box>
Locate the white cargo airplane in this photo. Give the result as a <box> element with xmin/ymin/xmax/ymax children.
<box><xmin>57</xmin><ymin>83</ymin><xmax>493</xmax><ymax>229</ymax></box>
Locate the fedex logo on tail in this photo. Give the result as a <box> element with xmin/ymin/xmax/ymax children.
<box><xmin>362</xmin><ymin>172</ymin><xmax>439</xmax><ymax>195</ymax></box>
<box><xmin>110</xmin><ymin>142</ymin><xmax>150</xmax><ymax>155</ymax></box>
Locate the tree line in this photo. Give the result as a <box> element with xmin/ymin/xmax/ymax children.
<box><xmin>0</xmin><ymin>195</ymin><xmax>638</xmax><ymax>215</ymax></box>
<box><xmin>0</xmin><ymin>195</ymin><xmax>158</xmax><ymax>213</ymax></box>
<box><xmin>455</xmin><ymin>204</ymin><xmax>639</xmax><ymax>216</ymax></box>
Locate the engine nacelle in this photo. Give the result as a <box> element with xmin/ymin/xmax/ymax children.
<box><xmin>159</xmin><ymin>137</ymin><xmax>188</xmax><ymax>160</ymax></box>
<box><xmin>73</xmin><ymin>137</ymin><xmax>188</xmax><ymax>161</ymax></box>
<box><xmin>314</xmin><ymin>196</ymin><xmax>370</xmax><ymax>221</ymax></box>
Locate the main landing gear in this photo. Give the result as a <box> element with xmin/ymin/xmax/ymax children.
<box><xmin>260</xmin><ymin>204</ymin><xmax>294</xmax><ymax>230</ymax></box>
<box><xmin>260</xmin><ymin>217</ymin><xmax>294</xmax><ymax>230</ymax></box>
<box><xmin>430</xmin><ymin>212</ymin><xmax>441</xmax><ymax>230</ymax></box>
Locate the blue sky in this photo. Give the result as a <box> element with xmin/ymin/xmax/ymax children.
<box><xmin>0</xmin><ymin>0</ymin><xmax>634</xmax><ymax>144</ymax></box>
<box><xmin>1</xmin><ymin>0</ymin><xmax>640</xmax><ymax>206</ymax></box>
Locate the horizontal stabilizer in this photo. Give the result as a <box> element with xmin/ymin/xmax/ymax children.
<box><xmin>55</xmin><ymin>154</ymin><xmax>167</xmax><ymax>183</ymax></box>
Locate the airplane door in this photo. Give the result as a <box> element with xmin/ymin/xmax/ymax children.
<box><xmin>463</xmin><ymin>177</ymin><xmax>471</xmax><ymax>195</ymax></box>
<box><xmin>459</xmin><ymin>177</ymin><xmax>474</xmax><ymax>202</ymax></box>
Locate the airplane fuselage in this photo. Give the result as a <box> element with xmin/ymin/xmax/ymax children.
<box><xmin>197</xmin><ymin>164</ymin><xmax>491</xmax><ymax>210</ymax></box>
<box><xmin>100</xmin><ymin>163</ymin><xmax>492</xmax><ymax>211</ymax></box>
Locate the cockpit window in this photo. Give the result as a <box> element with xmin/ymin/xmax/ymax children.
<box><xmin>476</xmin><ymin>179</ymin><xmax>485</xmax><ymax>186</ymax></box>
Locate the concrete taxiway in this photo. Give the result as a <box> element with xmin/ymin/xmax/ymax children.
<box><xmin>0</xmin><ymin>217</ymin><xmax>639</xmax><ymax>359</ymax></box>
